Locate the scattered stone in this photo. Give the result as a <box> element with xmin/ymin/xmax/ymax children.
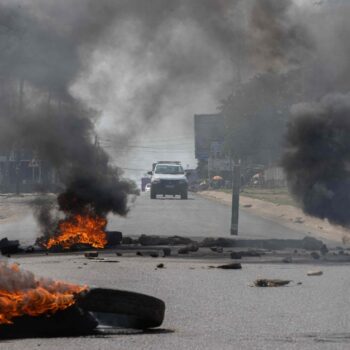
<box><xmin>162</xmin><ymin>248</ymin><xmax>171</xmax><ymax>257</ymax></box>
<box><xmin>136</xmin><ymin>250</ymin><xmax>159</xmax><ymax>258</ymax></box>
<box><xmin>320</xmin><ymin>244</ymin><xmax>328</xmax><ymax>256</ymax></box>
<box><xmin>115</xmin><ymin>252</ymin><xmax>123</xmax><ymax>257</ymax></box>
<box><xmin>210</xmin><ymin>247</ymin><xmax>223</xmax><ymax>253</ymax></box>
<box><xmin>178</xmin><ymin>247</ymin><xmax>189</xmax><ymax>254</ymax></box>
<box><xmin>105</xmin><ymin>231</ymin><xmax>123</xmax><ymax>246</ymax></box>
<box><xmin>243</xmin><ymin>204</ymin><xmax>252</xmax><ymax>208</ymax></box>
<box><xmin>254</xmin><ymin>279</ymin><xmax>291</xmax><ymax>287</ymax></box>
<box><xmin>297</xmin><ymin>282</ymin><xmax>303</xmax><ymax>285</ymax></box>
<box><xmin>122</xmin><ymin>237</ymin><xmax>135</xmax><ymax>245</ymax></box>
<box><xmin>217</xmin><ymin>263</ymin><xmax>242</xmax><ymax>270</ymax></box>
<box><xmin>293</xmin><ymin>217</ymin><xmax>304</xmax><ymax>224</ymax></box>
<box><xmin>168</xmin><ymin>236</ymin><xmax>194</xmax><ymax>245</ymax></box>
<box><xmin>157</xmin><ymin>263</ymin><xmax>165</xmax><ymax>269</ymax></box>
<box><xmin>282</xmin><ymin>256</ymin><xmax>292</xmax><ymax>263</ymax></box>
<box><xmin>230</xmin><ymin>250</ymin><xmax>262</xmax><ymax>258</ymax></box>
<box><xmin>84</xmin><ymin>251</ymin><xmax>99</xmax><ymax>258</ymax></box>
<box><xmin>0</xmin><ymin>238</ymin><xmax>20</xmax><ymax>255</ymax></box>
<box><xmin>25</xmin><ymin>245</ymin><xmax>35</xmax><ymax>253</ymax></box>
<box><xmin>230</xmin><ymin>252</ymin><xmax>242</xmax><ymax>259</ymax></box>
<box><xmin>201</xmin><ymin>238</ymin><xmax>235</xmax><ymax>248</ymax></box>
<box><xmin>310</xmin><ymin>251</ymin><xmax>320</xmax><ymax>260</ymax></box>
<box><xmin>307</xmin><ymin>270</ymin><xmax>323</xmax><ymax>276</ymax></box>
<box><xmin>139</xmin><ymin>235</ymin><xmax>169</xmax><ymax>246</ymax></box>
<box><xmin>139</xmin><ymin>234</ymin><xmax>193</xmax><ymax>246</ymax></box>
<box><xmin>186</xmin><ymin>243</ymin><xmax>199</xmax><ymax>252</ymax></box>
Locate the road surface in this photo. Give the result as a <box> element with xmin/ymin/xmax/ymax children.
<box><xmin>2</xmin><ymin>254</ymin><xmax>350</xmax><ymax>350</ymax></box>
<box><xmin>108</xmin><ymin>192</ymin><xmax>322</xmax><ymax>241</ymax></box>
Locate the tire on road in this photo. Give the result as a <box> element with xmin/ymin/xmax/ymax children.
<box><xmin>181</xmin><ymin>191</ymin><xmax>188</xmax><ymax>200</ymax></box>
<box><xmin>77</xmin><ymin>288</ymin><xmax>165</xmax><ymax>329</ymax></box>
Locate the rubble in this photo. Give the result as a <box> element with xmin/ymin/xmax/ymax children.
<box><xmin>138</xmin><ymin>234</ymin><xmax>193</xmax><ymax>246</ymax></box>
<box><xmin>254</xmin><ymin>279</ymin><xmax>291</xmax><ymax>287</ymax></box>
<box><xmin>162</xmin><ymin>248</ymin><xmax>171</xmax><ymax>256</ymax></box>
<box><xmin>282</xmin><ymin>256</ymin><xmax>293</xmax><ymax>263</ymax></box>
<box><xmin>105</xmin><ymin>231</ymin><xmax>123</xmax><ymax>246</ymax></box>
<box><xmin>310</xmin><ymin>251</ymin><xmax>320</xmax><ymax>260</ymax></box>
<box><xmin>136</xmin><ymin>250</ymin><xmax>159</xmax><ymax>258</ymax></box>
<box><xmin>121</xmin><ymin>236</ymin><xmax>136</xmax><ymax>245</ymax></box>
<box><xmin>307</xmin><ymin>270</ymin><xmax>323</xmax><ymax>276</ymax></box>
<box><xmin>178</xmin><ymin>247</ymin><xmax>189</xmax><ymax>254</ymax></box>
<box><xmin>210</xmin><ymin>247</ymin><xmax>223</xmax><ymax>253</ymax></box>
<box><xmin>230</xmin><ymin>250</ymin><xmax>263</xmax><ymax>259</ymax></box>
<box><xmin>157</xmin><ymin>263</ymin><xmax>165</xmax><ymax>269</ymax></box>
<box><xmin>217</xmin><ymin>263</ymin><xmax>242</xmax><ymax>270</ymax></box>
<box><xmin>0</xmin><ymin>238</ymin><xmax>21</xmax><ymax>255</ymax></box>
<box><xmin>84</xmin><ymin>251</ymin><xmax>99</xmax><ymax>258</ymax></box>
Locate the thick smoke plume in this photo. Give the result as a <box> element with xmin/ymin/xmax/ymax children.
<box><xmin>250</xmin><ymin>0</ymin><xmax>311</xmax><ymax>71</ymax></box>
<box><xmin>0</xmin><ymin>1</ymin><xmax>137</xmax><ymax>236</ymax></box>
<box><xmin>282</xmin><ymin>93</ymin><xmax>350</xmax><ymax>226</ymax></box>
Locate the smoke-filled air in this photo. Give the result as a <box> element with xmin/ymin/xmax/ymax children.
<box><xmin>1</xmin><ymin>0</ymin><xmax>350</xmax><ymax>234</ymax></box>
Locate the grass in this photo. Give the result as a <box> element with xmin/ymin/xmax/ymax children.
<box><xmin>218</xmin><ymin>187</ymin><xmax>299</xmax><ymax>207</ymax></box>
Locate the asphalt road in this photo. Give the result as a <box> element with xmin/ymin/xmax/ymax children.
<box><xmin>0</xmin><ymin>192</ymin><xmax>349</xmax><ymax>349</ymax></box>
<box><xmin>2</xmin><ymin>254</ymin><xmax>350</xmax><ymax>350</ymax></box>
<box><xmin>108</xmin><ymin>192</ymin><xmax>314</xmax><ymax>241</ymax></box>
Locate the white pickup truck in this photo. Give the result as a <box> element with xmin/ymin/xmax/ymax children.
<box><xmin>148</xmin><ymin>161</ymin><xmax>188</xmax><ymax>200</ymax></box>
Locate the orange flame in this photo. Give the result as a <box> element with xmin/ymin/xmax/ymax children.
<box><xmin>45</xmin><ymin>214</ymin><xmax>107</xmax><ymax>249</ymax></box>
<box><xmin>0</xmin><ymin>263</ymin><xmax>87</xmax><ymax>324</ymax></box>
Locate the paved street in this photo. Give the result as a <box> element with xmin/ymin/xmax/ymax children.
<box><xmin>109</xmin><ymin>192</ymin><xmax>322</xmax><ymax>241</ymax></box>
<box><xmin>0</xmin><ymin>193</ymin><xmax>346</xmax><ymax>349</ymax></box>
<box><xmin>2</xmin><ymin>254</ymin><xmax>350</xmax><ymax>350</ymax></box>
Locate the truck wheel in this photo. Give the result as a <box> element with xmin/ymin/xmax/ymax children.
<box><xmin>150</xmin><ymin>190</ymin><xmax>156</xmax><ymax>199</ymax></box>
<box><xmin>181</xmin><ymin>192</ymin><xmax>188</xmax><ymax>200</ymax></box>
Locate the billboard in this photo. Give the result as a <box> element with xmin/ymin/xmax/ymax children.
<box><xmin>194</xmin><ymin>114</ymin><xmax>225</xmax><ymax>160</ymax></box>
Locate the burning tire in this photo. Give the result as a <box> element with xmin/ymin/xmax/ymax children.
<box><xmin>77</xmin><ymin>288</ymin><xmax>165</xmax><ymax>329</ymax></box>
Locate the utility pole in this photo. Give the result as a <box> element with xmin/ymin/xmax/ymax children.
<box><xmin>230</xmin><ymin>159</ymin><xmax>240</xmax><ymax>235</ymax></box>
<box><xmin>15</xmin><ymin>79</ymin><xmax>24</xmax><ymax>195</ymax></box>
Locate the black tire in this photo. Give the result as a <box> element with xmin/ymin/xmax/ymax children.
<box><xmin>181</xmin><ymin>191</ymin><xmax>188</xmax><ymax>200</ymax></box>
<box><xmin>150</xmin><ymin>189</ymin><xmax>156</xmax><ymax>199</ymax></box>
<box><xmin>77</xmin><ymin>288</ymin><xmax>165</xmax><ymax>329</ymax></box>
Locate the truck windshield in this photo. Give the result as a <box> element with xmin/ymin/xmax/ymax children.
<box><xmin>155</xmin><ymin>165</ymin><xmax>184</xmax><ymax>174</ymax></box>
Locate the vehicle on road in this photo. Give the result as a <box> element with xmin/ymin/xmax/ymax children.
<box><xmin>149</xmin><ymin>161</ymin><xmax>188</xmax><ymax>199</ymax></box>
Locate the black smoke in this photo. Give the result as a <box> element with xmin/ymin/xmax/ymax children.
<box><xmin>282</xmin><ymin>93</ymin><xmax>350</xmax><ymax>226</ymax></box>
<box><xmin>0</xmin><ymin>1</ymin><xmax>138</xmax><ymax>237</ymax></box>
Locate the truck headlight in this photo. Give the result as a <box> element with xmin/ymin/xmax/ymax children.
<box><xmin>152</xmin><ymin>179</ymin><xmax>161</xmax><ymax>184</ymax></box>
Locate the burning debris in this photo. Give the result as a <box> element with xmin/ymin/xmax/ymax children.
<box><xmin>0</xmin><ymin>262</ymin><xmax>165</xmax><ymax>337</ymax></box>
<box><xmin>0</xmin><ymin>262</ymin><xmax>87</xmax><ymax>325</ymax></box>
<box><xmin>43</xmin><ymin>214</ymin><xmax>107</xmax><ymax>250</ymax></box>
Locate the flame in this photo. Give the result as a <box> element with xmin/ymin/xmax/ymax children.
<box><xmin>45</xmin><ymin>214</ymin><xmax>107</xmax><ymax>249</ymax></box>
<box><xmin>0</xmin><ymin>263</ymin><xmax>87</xmax><ymax>324</ymax></box>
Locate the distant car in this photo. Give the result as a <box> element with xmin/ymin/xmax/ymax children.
<box><xmin>145</xmin><ymin>183</ymin><xmax>151</xmax><ymax>192</ymax></box>
<box><xmin>149</xmin><ymin>162</ymin><xmax>188</xmax><ymax>199</ymax></box>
